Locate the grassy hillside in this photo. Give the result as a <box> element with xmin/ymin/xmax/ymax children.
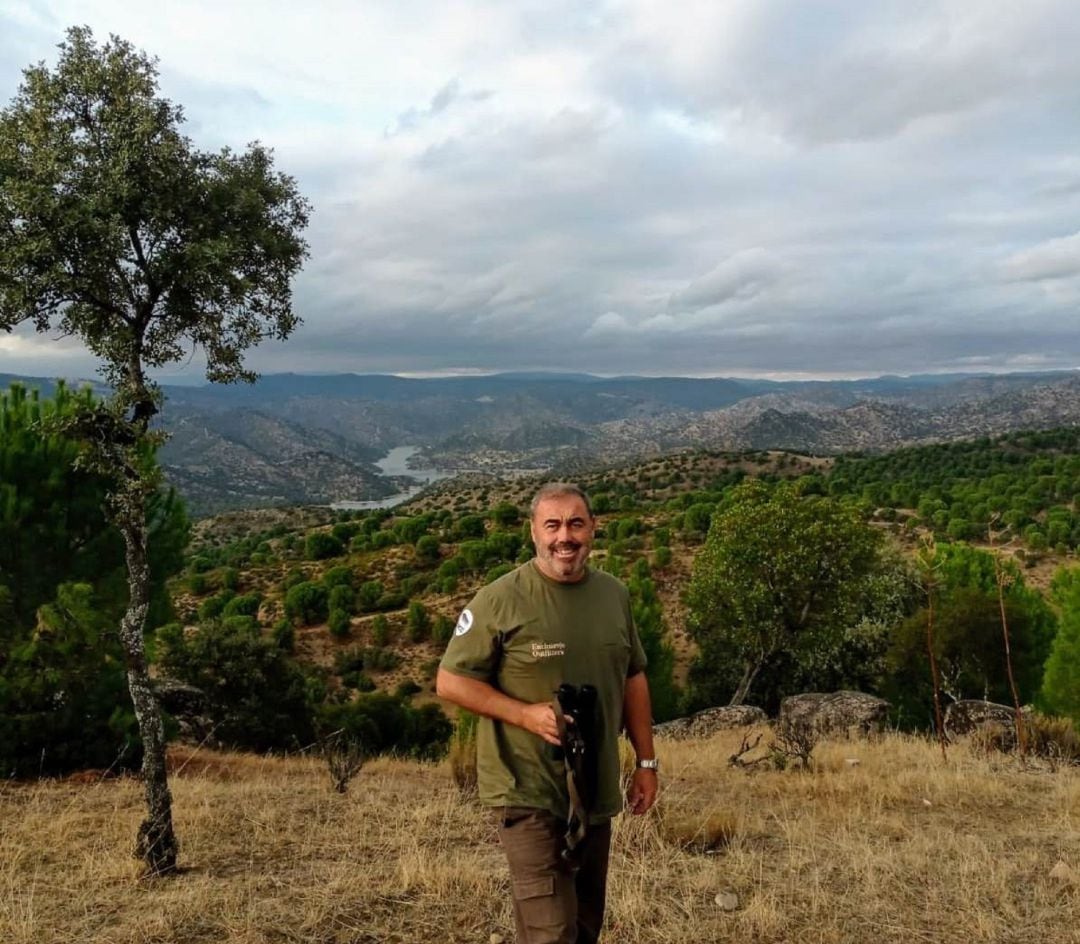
<box><xmin>4</xmin><ymin>732</ymin><xmax>1078</xmax><ymax>943</ymax></box>
<box><xmin>174</xmin><ymin>432</ymin><xmax>1078</xmax><ymax>709</ymax></box>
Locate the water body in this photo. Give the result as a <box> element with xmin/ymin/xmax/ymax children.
<box><xmin>331</xmin><ymin>446</ymin><xmax>454</xmax><ymax>511</ymax></box>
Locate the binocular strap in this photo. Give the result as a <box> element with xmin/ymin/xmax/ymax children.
<box><xmin>553</xmin><ymin>697</ymin><xmax>588</xmax><ymax>867</ymax></box>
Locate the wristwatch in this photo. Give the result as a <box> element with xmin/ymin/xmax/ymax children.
<box><xmin>635</xmin><ymin>758</ymin><xmax>659</xmax><ymax>771</ymax></box>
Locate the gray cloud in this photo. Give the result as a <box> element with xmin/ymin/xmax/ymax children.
<box><xmin>1</xmin><ymin>1</ymin><xmax>1079</xmax><ymax>382</ymax></box>
<box><xmin>1002</xmin><ymin>232</ymin><xmax>1080</xmax><ymax>282</ymax></box>
<box><xmin>389</xmin><ymin>78</ymin><xmax>494</xmax><ymax>136</ymax></box>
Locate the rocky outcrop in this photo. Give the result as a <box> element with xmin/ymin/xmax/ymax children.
<box><xmin>654</xmin><ymin>705</ymin><xmax>768</xmax><ymax>740</ymax></box>
<box><xmin>153</xmin><ymin>678</ymin><xmax>216</xmax><ymax>745</ymax></box>
<box><xmin>944</xmin><ymin>700</ymin><xmax>1031</xmax><ymax>747</ymax></box>
<box><xmin>778</xmin><ymin>691</ymin><xmax>890</xmax><ymax>738</ymax></box>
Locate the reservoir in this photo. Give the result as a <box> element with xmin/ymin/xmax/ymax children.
<box><xmin>331</xmin><ymin>445</ymin><xmax>453</xmax><ymax>511</ymax></box>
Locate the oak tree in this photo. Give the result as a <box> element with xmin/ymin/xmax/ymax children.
<box><xmin>686</xmin><ymin>481</ymin><xmax>882</xmax><ymax>706</ymax></box>
<box><xmin>0</xmin><ymin>28</ymin><xmax>309</xmax><ymax>873</ymax></box>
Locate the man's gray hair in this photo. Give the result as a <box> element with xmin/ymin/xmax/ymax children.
<box><xmin>529</xmin><ymin>482</ymin><xmax>593</xmax><ymax>519</ymax></box>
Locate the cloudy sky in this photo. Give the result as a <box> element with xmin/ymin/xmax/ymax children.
<box><xmin>2</xmin><ymin>0</ymin><xmax>1080</xmax><ymax>380</ymax></box>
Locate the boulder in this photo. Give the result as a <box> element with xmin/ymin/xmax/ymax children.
<box><xmin>654</xmin><ymin>705</ymin><xmax>768</xmax><ymax>740</ymax></box>
<box><xmin>943</xmin><ymin>699</ymin><xmax>1032</xmax><ymax>748</ymax></box>
<box><xmin>778</xmin><ymin>691</ymin><xmax>890</xmax><ymax>738</ymax></box>
<box><xmin>152</xmin><ymin>678</ymin><xmax>216</xmax><ymax>745</ymax></box>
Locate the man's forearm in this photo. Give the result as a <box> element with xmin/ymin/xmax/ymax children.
<box><xmin>437</xmin><ymin>667</ymin><xmax>566</xmax><ymax>746</ymax></box>
<box><xmin>622</xmin><ymin>671</ymin><xmax>656</xmax><ymax>760</ymax></box>
<box><xmin>436</xmin><ymin>667</ymin><xmax>527</xmax><ymax>725</ymax></box>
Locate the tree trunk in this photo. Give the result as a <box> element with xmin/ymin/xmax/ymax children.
<box><xmin>728</xmin><ymin>660</ymin><xmax>761</xmax><ymax>707</ymax></box>
<box><xmin>117</xmin><ymin>490</ymin><xmax>178</xmax><ymax>875</ymax></box>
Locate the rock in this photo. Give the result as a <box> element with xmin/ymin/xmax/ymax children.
<box><xmin>714</xmin><ymin>891</ymin><xmax>739</xmax><ymax>911</ymax></box>
<box><xmin>489</xmin><ymin>934</ymin><xmax>506</xmax><ymax>944</ymax></box>
<box><xmin>654</xmin><ymin>705</ymin><xmax>768</xmax><ymax>740</ymax></box>
<box><xmin>152</xmin><ymin>677</ymin><xmax>216</xmax><ymax>745</ymax></box>
<box><xmin>943</xmin><ymin>700</ymin><xmax>1033</xmax><ymax>749</ymax></box>
<box><xmin>1049</xmin><ymin>861</ymin><xmax>1077</xmax><ymax>886</ymax></box>
<box><xmin>778</xmin><ymin>691</ymin><xmax>890</xmax><ymax>739</ymax></box>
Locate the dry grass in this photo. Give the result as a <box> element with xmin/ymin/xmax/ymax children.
<box><xmin>3</xmin><ymin>731</ymin><xmax>1079</xmax><ymax>943</ymax></box>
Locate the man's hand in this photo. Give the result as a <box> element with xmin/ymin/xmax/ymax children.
<box><xmin>518</xmin><ymin>702</ymin><xmax>572</xmax><ymax>746</ymax></box>
<box><xmin>627</xmin><ymin>768</ymin><xmax>658</xmax><ymax>815</ymax></box>
<box><xmin>437</xmin><ymin>670</ymin><xmax>572</xmax><ymax>746</ymax></box>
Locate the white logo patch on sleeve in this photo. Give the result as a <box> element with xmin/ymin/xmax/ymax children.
<box><xmin>454</xmin><ymin>608</ymin><xmax>474</xmax><ymax>637</ymax></box>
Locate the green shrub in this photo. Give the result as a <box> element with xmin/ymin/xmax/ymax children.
<box><xmin>395</xmin><ymin>517</ymin><xmax>429</xmax><ymax>543</ymax></box>
<box><xmin>453</xmin><ymin>514</ymin><xmax>487</xmax><ymax>540</ymax></box>
<box><xmin>371</xmin><ymin>614</ymin><xmax>390</xmax><ymax>646</ymax></box>
<box><xmin>438</xmin><ymin>555</ymin><xmax>466</xmax><ymax>579</ymax></box>
<box><xmin>331</xmin><ymin>522</ymin><xmax>359</xmax><ymax>544</ymax></box>
<box><xmin>272</xmin><ymin>618</ymin><xmax>295</xmax><ymax>652</ymax></box>
<box><xmin>322</xmin><ymin>566</ymin><xmax>354</xmax><ymax>589</ymax></box>
<box><xmin>198</xmin><ymin>591</ymin><xmax>234</xmax><ymax>622</ymax></box>
<box><xmin>376</xmin><ymin>590</ymin><xmax>407</xmax><ymax>611</ymax></box>
<box><xmin>432</xmin><ymin>614</ymin><xmax>455</xmax><ymax>645</ymax></box>
<box><xmin>415</xmin><ymin>534</ymin><xmax>441</xmax><ymax>563</ymax></box>
<box><xmin>284</xmin><ymin>581</ymin><xmax>329</xmax><ymax>626</ymax></box>
<box><xmin>306</xmin><ymin>532</ymin><xmax>344</xmax><ymax>561</ymax></box>
<box><xmin>490</xmin><ymin>502</ymin><xmax>521</xmax><ymax>527</ymax></box>
<box><xmin>158</xmin><ymin>617</ymin><xmax>316</xmax><ymax>752</ymax></box>
<box><xmin>219</xmin><ymin>567</ymin><xmax>241</xmax><ymax>592</ymax></box>
<box><xmin>328</xmin><ymin>584</ymin><xmax>355</xmax><ymax>614</ymax></box>
<box><xmin>334</xmin><ymin>645</ymin><xmax>402</xmax><ymax>674</ymax></box>
<box><xmin>319</xmin><ymin>693</ymin><xmax>451</xmax><ymax>761</ymax></box>
<box><xmin>401</xmin><ymin>573</ymin><xmax>432</xmax><ymax>598</ymax></box>
<box><xmin>190</xmin><ymin>555</ymin><xmax>213</xmax><ymax>574</ymax></box>
<box><xmin>222</xmin><ymin>592</ymin><xmax>261</xmax><ymax>619</ymax></box>
<box><xmin>485</xmin><ymin>562</ymin><xmax>515</xmax><ymax>584</ymax></box>
<box><xmin>407</xmin><ymin>601</ymin><xmax>431</xmax><ymax>642</ymax></box>
<box><xmin>341</xmin><ymin>671</ymin><xmax>376</xmax><ymax>692</ymax></box>
<box><xmin>328</xmin><ymin>608</ymin><xmax>352</xmax><ymax>638</ymax></box>
<box><xmin>357</xmin><ymin>580</ymin><xmax>383</xmax><ymax>612</ymax></box>
<box><xmin>396</xmin><ymin>679</ymin><xmax>422</xmax><ymax>698</ymax></box>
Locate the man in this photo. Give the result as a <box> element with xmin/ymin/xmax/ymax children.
<box><xmin>436</xmin><ymin>482</ymin><xmax>658</xmax><ymax>944</ymax></box>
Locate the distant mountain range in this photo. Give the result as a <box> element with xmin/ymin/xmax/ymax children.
<box><xmin>4</xmin><ymin>369</ymin><xmax>1079</xmax><ymax>516</ymax></box>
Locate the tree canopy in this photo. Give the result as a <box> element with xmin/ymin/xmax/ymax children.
<box><xmin>685</xmin><ymin>480</ymin><xmax>883</xmax><ymax>706</ymax></box>
<box><xmin>0</xmin><ymin>26</ymin><xmax>310</xmax><ymax>391</ymax></box>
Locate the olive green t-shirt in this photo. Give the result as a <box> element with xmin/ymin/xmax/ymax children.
<box><xmin>440</xmin><ymin>560</ymin><xmax>647</xmax><ymax>822</ymax></box>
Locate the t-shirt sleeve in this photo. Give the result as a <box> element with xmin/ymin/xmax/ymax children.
<box><xmin>625</xmin><ymin>589</ymin><xmax>648</xmax><ymax>677</ymax></box>
<box><xmin>439</xmin><ymin>592</ymin><xmax>501</xmax><ymax>682</ymax></box>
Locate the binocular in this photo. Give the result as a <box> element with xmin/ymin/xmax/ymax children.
<box><xmin>553</xmin><ymin>683</ymin><xmax>599</xmax><ymax>812</ymax></box>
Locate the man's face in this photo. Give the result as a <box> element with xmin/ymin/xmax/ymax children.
<box><xmin>531</xmin><ymin>494</ymin><xmax>596</xmax><ymax>583</ymax></box>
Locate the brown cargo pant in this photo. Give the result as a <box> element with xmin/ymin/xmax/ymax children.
<box><xmin>496</xmin><ymin>807</ymin><xmax>612</xmax><ymax>944</ymax></box>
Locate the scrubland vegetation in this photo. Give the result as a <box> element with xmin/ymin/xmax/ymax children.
<box><xmin>6</xmin><ymin>379</ymin><xmax>1080</xmax><ymax>777</ymax></box>
<box><xmin>4</xmin><ymin>380</ymin><xmax>1080</xmax><ymax>941</ymax></box>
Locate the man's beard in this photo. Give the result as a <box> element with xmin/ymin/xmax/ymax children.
<box><xmin>546</xmin><ymin>541</ymin><xmax>585</xmax><ymax>571</ymax></box>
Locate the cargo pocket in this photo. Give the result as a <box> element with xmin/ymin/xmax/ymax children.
<box><xmin>512</xmin><ymin>875</ymin><xmax>555</xmax><ymax>902</ymax></box>
<box><xmin>512</xmin><ymin>874</ymin><xmax>571</xmax><ymax>943</ymax></box>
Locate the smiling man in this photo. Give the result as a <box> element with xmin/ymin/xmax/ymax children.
<box><xmin>436</xmin><ymin>482</ymin><xmax>658</xmax><ymax>944</ymax></box>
